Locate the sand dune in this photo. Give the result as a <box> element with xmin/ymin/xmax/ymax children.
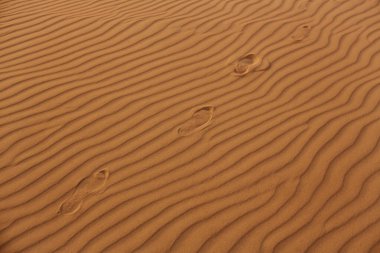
<box><xmin>0</xmin><ymin>0</ymin><xmax>380</xmax><ymax>252</ymax></box>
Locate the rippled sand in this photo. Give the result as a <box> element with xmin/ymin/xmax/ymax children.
<box><xmin>1</xmin><ymin>0</ymin><xmax>380</xmax><ymax>252</ymax></box>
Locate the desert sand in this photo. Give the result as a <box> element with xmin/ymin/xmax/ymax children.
<box><xmin>1</xmin><ymin>0</ymin><xmax>380</xmax><ymax>252</ymax></box>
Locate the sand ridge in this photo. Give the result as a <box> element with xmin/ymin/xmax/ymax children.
<box><xmin>0</xmin><ymin>0</ymin><xmax>380</xmax><ymax>252</ymax></box>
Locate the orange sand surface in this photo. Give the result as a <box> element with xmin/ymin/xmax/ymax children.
<box><xmin>1</xmin><ymin>0</ymin><xmax>380</xmax><ymax>252</ymax></box>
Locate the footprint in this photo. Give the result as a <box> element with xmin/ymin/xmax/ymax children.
<box><xmin>75</xmin><ymin>168</ymin><xmax>110</xmax><ymax>196</ymax></box>
<box><xmin>57</xmin><ymin>169</ymin><xmax>109</xmax><ymax>216</ymax></box>
<box><xmin>291</xmin><ymin>24</ymin><xmax>312</xmax><ymax>42</ymax></box>
<box><xmin>58</xmin><ymin>197</ymin><xmax>83</xmax><ymax>216</ymax></box>
<box><xmin>178</xmin><ymin>106</ymin><xmax>215</xmax><ymax>136</ymax></box>
<box><xmin>233</xmin><ymin>54</ymin><xmax>270</xmax><ymax>76</ymax></box>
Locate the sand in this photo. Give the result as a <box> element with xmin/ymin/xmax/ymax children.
<box><xmin>0</xmin><ymin>0</ymin><xmax>380</xmax><ymax>252</ymax></box>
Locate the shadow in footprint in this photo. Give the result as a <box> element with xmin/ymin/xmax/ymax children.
<box><xmin>57</xmin><ymin>197</ymin><xmax>83</xmax><ymax>216</ymax></box>
<box><xmin>233</xmin><ymin>54</ymin><xmax>270</xmax><ymax>76</ymax></box>
<box><xmin>291</xmin><ymin>24</ymin><xmax>312</xmax><ymax>41</ymax></box>
<box><xmin>178</xmin><ymin>106</ymin><xmax>215</xmax><ymax>136</ymax></box>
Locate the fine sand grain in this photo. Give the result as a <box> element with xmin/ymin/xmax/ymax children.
<box><xmin>1</xmin><ymin>0</ymin><xmax>380</xmax><ymax>252</ymax></box>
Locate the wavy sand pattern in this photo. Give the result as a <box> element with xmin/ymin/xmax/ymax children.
<box><xmin>0</xmin><ymin>0</ymin><xmax>380</xmax><ymax>252</ymax></box>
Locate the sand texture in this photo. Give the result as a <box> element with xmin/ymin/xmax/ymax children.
<box><xmin>1</xmin><ymin>0</ymin><xmax>380</xmax><ymax>252</ymax></box>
